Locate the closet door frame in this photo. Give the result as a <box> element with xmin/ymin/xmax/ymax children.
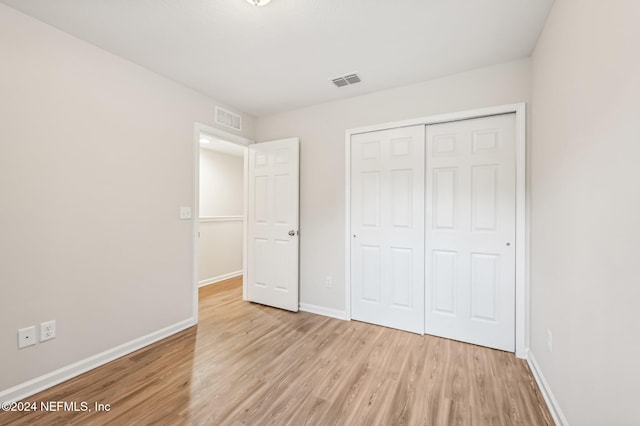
<box><xmin>345</xmin><ymin>103</ymin><xmax>527</xmax><ymax>358</ymax></box>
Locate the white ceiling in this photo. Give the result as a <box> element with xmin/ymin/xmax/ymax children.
<box><xmin>1</xmin><ymin>0</ymin><xmax>554</xmax><ymax>117</ymax></box>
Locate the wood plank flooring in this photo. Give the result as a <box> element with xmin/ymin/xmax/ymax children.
<box><xmin>0</xmin><ymin>277</ymin><xmax>553</xmax><ymax>425</ymax></box>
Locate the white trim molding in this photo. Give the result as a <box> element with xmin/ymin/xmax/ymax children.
<box><xmin>195</xmin><ymin>122</ymin><xmax>253</xmax><ymax>147</ymax></box>
<box><xmin>527</xmin><ymin>351</ymin><xmax>569</xmax><ymax>426</ymax></box>
<box><xmin>345</xmin><ymin>103</ymin><xmax>528</xmax><ymax>358</ymax></box>
<box><xmin>299</xmin><ymin>303</ymin><xmax>348</xmax><ymax>321</ymax></box>
<box><xmin>0</xmin><ymin>318</ymin><xmax>195</xmax><ymax>403</ymax></box>
<box><xmin>198</xmin><ymin>271</ymin><xmax>243</xmax><ymax>287</ymax></box>
<box><xmin>199</xmin><ymin>216</ymin><xmax>244</xmax><ymax>223</ymax></box>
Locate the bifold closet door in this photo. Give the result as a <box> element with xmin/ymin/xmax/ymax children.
<box><xmin>351</xmin><ymin>125</ymin><xmax>425</xmax><ymax>334</ymax></box>
<box><xmin>425</xmin><ymin>114</ymin><xmax>516</xmax><ymax>352</ymax></box>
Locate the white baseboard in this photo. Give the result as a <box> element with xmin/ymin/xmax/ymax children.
<box><xmin>299</xmin><ymin>303</ymin><xmax>348</xmax><ymax>321</ymax></box>
<box><xmin>198</xmin><ymin>270</ymin><xmax>243</xmax><ymax>288</ymax></box>
<box><xmin>0</xmin><ymin>317</ymin><xmax>196</xmax><ymax>403</ymax></box>
<box><xmin>527</xmin><ymin>350</ymin><xmax>569</xmax><ymax>426</ymax></box>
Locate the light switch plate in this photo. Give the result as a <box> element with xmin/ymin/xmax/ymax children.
<box><xmin>180</xmin><ymin>206</ymin><xmax>192</xmax><ymax>220</ymax></box>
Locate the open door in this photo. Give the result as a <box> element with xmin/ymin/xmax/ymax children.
<box><xmin>247</xmin><ymin>138</ymin><xmax>300</xmax><ymax>312</ymax></box>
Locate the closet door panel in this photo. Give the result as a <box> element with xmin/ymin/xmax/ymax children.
<box><xmin>425</xmin><ymin>114</ymin><xmax>516</xmax><ymax>352</ymax></box>
<box><xmin>350</xmin><ymin>126</ymin><xmax>425</xmax><ymax>334</ymax></box>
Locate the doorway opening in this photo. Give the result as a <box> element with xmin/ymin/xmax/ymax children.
<box><xmin>192</xmin><ymin>123</ymin><xmax>253</xmax><ymax>321</ymax></box>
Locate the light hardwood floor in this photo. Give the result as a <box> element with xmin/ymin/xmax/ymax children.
<box><xmin>1</xmin><ymin>277</ymin><xmax>553</xmax><ymax>425</ymax></box>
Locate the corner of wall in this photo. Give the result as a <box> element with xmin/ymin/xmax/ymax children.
<box><xmin>526</xmin><ymin>349</ymin><xmax>569</xmax><ymax>426</ymax></box>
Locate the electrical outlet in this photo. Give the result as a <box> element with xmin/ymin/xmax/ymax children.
<box><xmin>41</xmin><ymin>320</ymin><xmax>56</xmax><ymax>342</ymax></box>
<box><xmin>547</xmin><ymin>329</ymin><xmax>553</xmax><ymax>352</ymax></box>
<box><xmin>325</xmin><ymin>276</ymin><xmax>332</xmax><ymax>288</ymax></box>
<box><xmin>18</xmin><ymin>326</ymin><xmax>36</xmax><ymax>349</ymax></box>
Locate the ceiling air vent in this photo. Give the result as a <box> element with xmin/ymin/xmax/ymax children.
<box><xmin>344</xmin><ymin>74</ymin><xmax>361</xmax><ymax>84</ymax></box>
<box><xmin>332</xmin><ymin>73</ymin><xmax>362</xmax><ymax>88</ymax></box>
<box><xmin>215</xmin><ymin>106</ymin><xmax>242</xmax><ymax>131</ymax></box>
<box><xmin>332</xmin><ymin>77</ymin><xmax>349</xmax><ymax>87</ymax></box>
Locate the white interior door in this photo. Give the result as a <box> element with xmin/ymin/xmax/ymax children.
<box><xmin>351</xmin><ymin>125</ymin><xmax>425</xmax><ymax>334</ymax></box>
<box><xmin>247</xmin><ymin>138</ymin><xmax>299</xmax><ymax>312</ymax></box>
<box><xmin>425</xmin><ymin>114</ymin><xmax>516</xmax><ymax>351</ymax></box>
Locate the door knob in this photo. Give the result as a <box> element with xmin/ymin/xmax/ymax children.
<box><xmin>288</xmin><ymin>230</ymin><xmax>296</xmax><ymax>236</ymax></box>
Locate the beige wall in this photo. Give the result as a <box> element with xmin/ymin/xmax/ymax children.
<box><xmin>199</xmin><ymin>149</ymin><xmax>244</xmax><ymax>217</ymax></box>
<box><xmin>530</xmin><ymin>1</ymin><xmax>640</xmax><ymax>424</ymax></box>
<box><xmin>199</xmin><ymin>149</ymin><xmax>244</xmax><ymax>283</ymax></box>
<box><xmin>255</xmin><ymin>59</ymin><xmax>531</xmax><ymax>312</ymax></box>
<box><xmin>0</xmin><ymin>4</ymin><xmax>254</xmax><ymax>392</ymax></box>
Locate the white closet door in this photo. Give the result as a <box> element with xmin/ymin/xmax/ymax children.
<box><xmin>425</xmin><ymin>114</ymin><xmax>516</xmax><ymax>351</ymax></box>
<box><xmin>351</xmin><ymin>125</ymin><xmax>425</xmax><ymax>334</ymax></box>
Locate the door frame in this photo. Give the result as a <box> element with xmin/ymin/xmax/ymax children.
<box><xmin>344</xmin><ymin>103</ymin><xmax>527</xmax><ymax>358</ymax></box>
<box><xmin>192</xmin><ymin>123</ymin><xmax>254</xmax><ymax>323</ymax></box>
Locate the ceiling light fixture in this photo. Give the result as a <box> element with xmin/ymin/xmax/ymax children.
<box><xmin>246</xmin><ymin>0</ymin><xmax>271</xmax><ymax>6</ymax></box>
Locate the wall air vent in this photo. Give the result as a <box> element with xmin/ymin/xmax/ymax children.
<box><xmin>215</xmin><ymin>106</ymin><xmax>242</xmax><ymax>131</ymax></box>
<box><xmin>332</xmin><ymin>73</ymin><xmax>362</xmax><ymax>88</ymax></box>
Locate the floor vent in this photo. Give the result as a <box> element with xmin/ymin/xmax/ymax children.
<box><xmin>215</xmin><ymin>106</ymin><xmax>242</xmax><ymax>131</ymax></box>
<box><xmin>332</xmin><ymin>73</ymin><xmax>362</xmax><ymax>88</ymax></box>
